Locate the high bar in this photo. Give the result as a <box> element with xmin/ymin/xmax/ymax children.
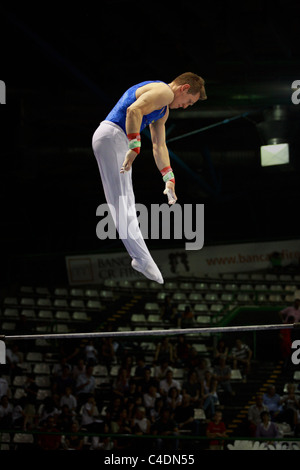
<box><xmin>1</xmin><ymin>323</ymin><xmax>299</xmax><ymax>342</ymax></box>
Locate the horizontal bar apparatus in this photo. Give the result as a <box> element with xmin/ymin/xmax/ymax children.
<box><xmin>1</xmin><ymin>323</ymin><xmax>299</xmax><ymax>342</ymax></box>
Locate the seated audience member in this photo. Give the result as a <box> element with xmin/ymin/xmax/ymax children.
<box><xmin>206</xmin><ymin>411</ymin><xmax>228</xmax><ymax>450</ymax></box>
<box><xmin>60</xmin><ymin>386</ymin><xmax>77</xmax><ymax>416</ymax></box>
<box><xmin>174</xmin><ymin>394</ymin><xmax>196</xmax><ymax>433</ymax></box>
<box><xmin>152</xmin><ymin>408</ymin><xmax>179</xmax><ymax>451</ymax></box>
<box><xmin>262</xmin><ymin>385</ymin><xmax>283</xmax><ymax>420</ymax></box>
<box><xmin>166</xmin><ymin>386</ymin><xmax>183</xmax><ymax>412</ymax></box>
<box><xmin>64</xmin><ymin>420</ymin><xmax>84</xmax><ymax>450</ymax></box>
<box><xmin>37</xmin><ymin>416</ymin><xmax>62</xmax><ymax>451</ymax></box>
<box><xmin>173</xmin><ymin>335</ymin><xmax>191</xmax><ymax>368</ymax></box>
<box><xmin>0</xmin><ymin>395</ymin><xmax>13</xmax><ymax>429</ymax></box>
<box><xmin>213</xmin><ymin>357</ymin><xmax>234</xmax><ymax>403</ymax></box>
<box><xmin>229</xmin><ymin>338</ymin><xmax>252</xmax><ymax>376</ymax></box>
<box><xmin>248</xmin><ymin>394</ymin><xmax>269</xmax><ymax>436</ymax></box>
<box><xmin>255</xmin><ymin>411</ymin><xmax>280</xmax><ymax>439</ymax></box>
<box><xmin>154</xmin><ymin>338</ymin><xmax>174</xmax><ymax>365</ymax></box>
<box><xmin>159</xmin><ymin>370</ymin><xmax>181</xmax><ymax>398</ymax></box>
<box><xmin>75</xmin><ymin>364</ymin><xmax>96</xmax><ymax>408</ymax></box>
<box><xmin>132</xmin><ymin>406</ymin><xmax>151</xmax><ymax>435</ymax></box>
<box><xmin>201</xmin><ymin>370</ymin><xmax>219</xmax><ymax>419</ymax></box>
<box><xmin>182</xmin><ymin>370</ymin><xmax>201</xmax><ymax>407</ymax></box>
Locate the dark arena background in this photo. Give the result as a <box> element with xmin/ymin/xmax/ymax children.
<box><xmin>1</xmin><ymin>1</ymin><xmax>300</xmax><ymax>457</ymax></box>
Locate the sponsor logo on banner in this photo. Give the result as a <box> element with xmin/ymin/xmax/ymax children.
<box><xmin>66</xmin><ymin>239</ymin><xmax>300</xmax><ymax>284</ymax></box>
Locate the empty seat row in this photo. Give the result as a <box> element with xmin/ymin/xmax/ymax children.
<box><xmin>2</xmin><ymin>308</ymin><xmax>90</xmax><ymax>321</ymax></box>
<box><xmin>1</xmin><ymin>322</ymin><xmax>75</xmax><ymax>334</ymax></box>
<box><xmin>3</xmin><ymin>297</ymin><xmax>104</xmax><ymax>309</ymax></box>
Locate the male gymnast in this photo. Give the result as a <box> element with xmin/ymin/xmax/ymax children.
<box><xmin>92</xmin><ymin>72</ymin><xmax>207</xmax><ymax>284</ymax></box>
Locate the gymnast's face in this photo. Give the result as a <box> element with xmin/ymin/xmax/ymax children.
<box><xmin>169</xmin><ymin>84</ymin><xmax>200</xmax><ymax>110</ymax></box>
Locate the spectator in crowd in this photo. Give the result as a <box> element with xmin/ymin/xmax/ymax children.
<box><xmin>174</xmin><ymin>394</ymin><xmax>196</xmax><ymax>433</ymax></box>
<box><xmin>213</xmin><ymin>338</ymin><xmax>229</xmax><ymax>364</ymax></box>
<box><xmin>173</xmin><ymin>335</ymin><xmax>191</xmax><ymax>368</ymax></box>
<box><xmin>195</xmin><ymin>357</ymin><xmax>212</xmax><ymax>383</ymax></box>
<box><xmin>229</xmin><ymin>338</ymin><xmax>252</xmax><ymax>377</ymax></box>
<box><xmin>56</xmin><ymin>404</ymin><xmax>74</xmax><ymax>432</ymax></box>
<box><xmin>143</xmin><ymin>384</ymin><xmax>161</xmax><ymax>415</ymax></box>
<box><xmin>262</xmin><ymin>384</ymin><xmax>295</xmax><ymax>430</ymax></box>
<box><xmin>152</xmin><ymin>407</ymin><xmax>179</xmax><ymax>451</ymax></box>
<box><xmin>201</xmin><ymin>370</ymin><xmax>219</xmax><ymax>419</ymax></box>
<box><xmin>133</xmin><ymin>355</ymin><xmax>148</xmax><ymax>383</ymax></box>
<box><xmin>213</xmin><ymin>356</ymin><xmax>235</xmax><ymax>403</ymax></box>
<box><xmin>279</xmin><ymin>296</ymin><xmax>300</xmax><ymax>324</ymax></box>
<box><xmin>139</xmin><ymin>366</ymin><xmax>158</xmax><ymax>394</ymax></box>
<box><xmin>248</xmin><ymin>394</ymin><xmax>269</xmax><ymax>436</ymax></box>
<box><xmin>0</xmin><ymin>374</ymin><xmax>10</xmax><ymax>400</ymax></box>
<box><xmin>255</xmin><ymin>411</ymin><xmax>280</xmax><ymax>440</ymax></box>
<box><xmin>110</xmin><ymin>407</ymin><xmax>132</xmax><ymax>434</ymax></box>
<box><xmin>37</xmin><ymin>396</ymin><xmax>60</xmax><ymax>426</ymax></box>
<box><xmin>182</xmin><ymin>370</ymin><xmax>201</xmax><ymax>408</ymax></box>
<box><xmin>123</xmin><ymin>379</ymin><xmax>141</xmax><ymax>407</ymax></box>
<box><xmin>206</xmin><ymin>410</ymin><xmax>228</xmax><ymax>450</ymax></box>
<box><xmin>109</xmin><ymin>407</ymin><xmax>133</xmax><ymax>451</ymax></box>
<box><xmin>121</xmin><ymin>355</ymin><xmax>134</xmax><ymax>379</ymax></box>
<box><xmin>12</xmin><ymin>396</ymin><xmax>27</xmax><ymax>429</ymax></box>
<box><xmin>104</xmin><ymin>396</ymin><xmax>123</xmax><ymax>424</ymax></box>
<box><xmin>149</xmin><ymin>397</ymin><xmax>165</xmax><ymax>424</ymax></box>
<box><xmin>53</xmin><ymin>364</ymin><xmax>75</xmax><ymax>396</ymax></box>
<box><xmin>154</xmin><ymin>338</ymin><xmax>174</xmax><ymax>365</ymax></box>
<box><xmin>262</xmin><ymin>385</ymin><xmax>283</xmax><ymax>421</ymax></box>
<box><xmin>24</xmin><ymin>374</ymin><xmax>38</xmax><ymax>405</ymax></box>
<box><xmin>159</xmin><ymin>370</ymin><xmax>181</xmax><ymax>398</ymax></box>
<box><xmin>100</xmin><ymin>337</ymin><xmax>117</xmax><ymax>374</ymax></box>
<box><xmin>22</xmin><ymin>373</ymin><xmax>39</xmax><ymax>429</ymax></box>
<box><xmin>37</xmin><ymin>415</ymin><xmax>62</xmax><ymax>451</ymax></box>
<box><xmin>132</xmin><ymin>406</ymin><xmax>151</xmax><ymax>435</ymax></box>
<box><xmin>72</xmin><ymin>358</ymin><xmax>86</xmax><ymax>382</ymax></box>
<box><xmin>0</xmin><ymin>395</ymin><xmax>13</xmax><ymax>429</ymax></box>
<box><xmin>112</xmin><ymin>367</ymin><xmax>131</xmax><ymax>399</ymax></box>
<box><xmin>63</xmin><ymin>420</ymin><xmax>84</xmax><ymax>450</ymax></box>
<box><xmin>280</xmin><ymin>383</ymin><xmax>300</xmax><ymax>430</ymax></box>
<box><xmin>5</xmin><ymin>343</ymin><xmax>24</xmax><ymax>379</ymax></box>
<box><xmin>75</xmin><ymin>364</ymin><xmax>96</xmax><ymax>408</ymax></box>
<box><xmin>80</xmin><ymin>393</ymin><xmax>105</xmax><ymax>450</ymax></box>
<box><xmin>84</xmin><ymin>339</ymin><xmax>99</xmax><ymax>366</ymax></box>
<box><xmin>153</xmin><ymin>360</ymin><xmax>172</xmax><ymax>382</ymax></box>
<box><xmin>166</xmin><ymin>386</ymin><xmax>183</xmax><ymax>412</ymax></box>
<box><xmin>60</xmin><ymin>386</ymin><xmax>77</xmax><ymax>416</ymax></box>
<box><xmin>52</xmin><ymin>356</ymin><xmax>72</xmax><ymax>378</ymax></box>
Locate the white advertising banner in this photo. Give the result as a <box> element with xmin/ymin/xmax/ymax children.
<box><xmin>66</xmin><ymin>239</ymin><xmax>300</xmax><ymax>285</ymax></box>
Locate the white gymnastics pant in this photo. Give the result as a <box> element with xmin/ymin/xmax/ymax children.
<box><xmin>92</xmin><ymin>120</ymin><xmax>164</xmax><ymax>284</ymax></box>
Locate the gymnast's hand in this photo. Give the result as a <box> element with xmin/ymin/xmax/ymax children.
<box><xmin>120</xmin><ymin>149</ymin><xmax>137</xmax><ymax>173</ymax></box>
<box><xmin>163</xmin><ymin>180</ymin><xmax>177</xmax><ymax>205</ymax></box>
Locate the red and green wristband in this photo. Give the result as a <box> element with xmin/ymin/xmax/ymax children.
<box><xmin>160</xmin><ymin>166</ymin><xmax>175</xmax><ymax>184</ymax></box>
<box><xmin>127</xmin><ymin>132</ymin><xmax>141</xmax><ymax>154</ymax></box>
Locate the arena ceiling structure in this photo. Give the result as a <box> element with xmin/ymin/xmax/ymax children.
<box><xmin>1</xmin><ymin>1</ymin><xmax>300</xmax><ymax>284</ymax></box>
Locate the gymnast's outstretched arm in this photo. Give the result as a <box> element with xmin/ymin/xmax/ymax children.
<box><xmin>150</xmin><ymin>111</ymin><xmax>177</xmax><ymax>205</ymax></box>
